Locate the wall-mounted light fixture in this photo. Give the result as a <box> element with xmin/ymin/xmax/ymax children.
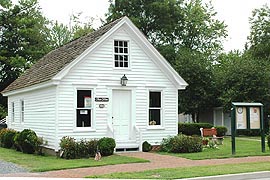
<box><xmin>120</xmin><ymin>74</ymin><xmax>128</xmax><ymax>86</ymax></box>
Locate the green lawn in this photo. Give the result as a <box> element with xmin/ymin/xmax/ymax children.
<box><xmin>92</xmin><ymin>137</ymin><xmax>270</xmax><ymax>179</ymax></box>
<box><xmin>159</xmin><ymin>137</ymin><xmax>270</xmax><ymax>160</ymax></box>
<box><xmin>0</xmin><ymin>147</ymin><xmax>148</xmax><ymax>172</ymax></box>
<box><xmin>92</xmin><ymin>162</ymin><xmax>270</xmax><ymax>179</ymax></box>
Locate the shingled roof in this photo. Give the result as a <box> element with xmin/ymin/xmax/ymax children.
<box><xmin>2</xmin><ymin>17</ymin><xmax>123</xmax><ymax>93</ymax></box>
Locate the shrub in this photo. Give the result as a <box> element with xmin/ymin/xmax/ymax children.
<box><xmin>236</xmin><ymin>129</ymin><xmax>261</xmax><ymax>136</ymax></box>
<box><xmin>98</xmin><ymin>137</ymin><xmax>116</xmax><ymax>156</ymax></box>
<box><xmin>76</xmin><ymin>139</ymin><xmax>98</xmax><ymax>158</ymax></box>
<box><xmin>215</xmin><ymin>126</ymin><xmax>228</xmax><ymax>136</ymax></box>
<box><xmin>142</xmin><ymin>141</ymin><xmax>152</xmax><ymax>152</ymax></box>
<box><xmin>87</xmin><ymin>139</ymin><xmax>98</xmax><ymax>157</ymax></box>
<box><xmin>76</xmin><ymin>139</ymin><xmax>89</xmax><ymax>158</ymax></box>
<box><xmin>0</xmin><ymin>129</ymin><xmax>17</xmax><ymax>148</ymax></box>
<box><xmin>0</xmin><ymin>123</ymin><xmax>7</xmax><ymax>131</ymax></box>
<box><xmin>178</xmin><ymin>123</ymin><xmax>213</xmax><ymax>136</ymax></box>
<box><xmin>59</xmin><ymin>136</ymin><xmax>77</xmax><ymax>159</ymax></box>
<box><xmin>59</xmin><ymin>137</ymin><xmax>115</xmax><ymax>159</ymax></box>
<box><xmin>160</xmin><ymin>134</ymin><xmax>202</xmax><ymax>153</ymax></box>
<box><xmin>14</xmin><ymin>129</ymin><xmax>39</xmax><ymax>154</ymax></box>
<box><xmin>267</xmin><ymin>135</ymin><xmax>270</xmax><ymax>150</ymax></box>
<box><xmin>172</xmin><ymin>134</ymin><xmax>202</xmax><ymax>153</ymax></box>
<box><xmin>160</xmin><ymin>136</ymin><xmax>174</xmax><ymax>152</ymax></box>
<box><xmin>0</xmin><ymin>128</ymin><xmax>8</xmax><ymax>146</ymax></box>
<box><xmin>35</xmin><ymin>137</ymin><xmax>47</xmax><ymax>155</ymax></box>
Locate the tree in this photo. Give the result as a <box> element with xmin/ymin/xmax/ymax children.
<box><xmin>106</xmin><ymin>0</ymin><xmax>227</xmax><ymax>59</ymax></box>
<box><xmin>246</xmin><ymin>5</ymin><xmax>270</xmax><ymax>60</ymax></box>
<box><xmin>244</xmin><ymin>4</ymin><xmax>270</xmax><ymax>125</ymax></box>
<box><xmin>0</xmin><ymin>0</ymin><xmax>52</xmax><ymax>108</ymax></box>
<box><xmin>213</xmin><ymin>51</ymin><xmax>270</xmax><ymax>112</ymax></box>
<box><xmin>49</xmin><ymin>13</ymin><xmax>94</xmax><ymax>49</ymax></box>
<box><xmin>176</xmin><ymin>48</ymin><xmax>217</xmax><ymax>121</ymax></box>
<box><xmin>0</xmin><ymin>0</ymin><xmax>12</xmax><ymax>9</ymax></box>
<box><xmin>106</xmin><ymin>0</ymin><xmax>227</xmax><ymax>121</ymax></box>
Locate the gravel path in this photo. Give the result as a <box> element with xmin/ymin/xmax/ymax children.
<box><xmin>0</xmin><ymin>160</ymin><xmax>28</xmax><ymax>174</ymax></box>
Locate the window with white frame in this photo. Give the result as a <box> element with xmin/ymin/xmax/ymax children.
<box><xmin>11</xmin><ymin>102</ymin><xmax>15</xmax><ymax>122</ymax></box>
<box><xmin>20</xmin><ymin>100</ymin><xmax>24</xmax><ymax>123</ymax></box>
<box><xmin>76</xmin><ymin>90</ymin><xmax>92</xmax><ymax>127</ymax></box>
<box><xmin>149</xmin><ymin>91</ymin><xmax>162</xmax><ymax>126</ymax></box>
<box><xmin>114</xmin><ymin>40</ymin><xmax>129</xmax><ymax>68</ymax></box>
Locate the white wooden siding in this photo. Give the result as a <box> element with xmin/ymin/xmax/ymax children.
<box><xmin>7</xmin><ymin>86</ymin><xmax>57</xmax><ymax>149</ymax></box>
<box><xmin>57</xmin><ymin>24</ymin><xmax>178</xmax><ymax>146</ymax></box>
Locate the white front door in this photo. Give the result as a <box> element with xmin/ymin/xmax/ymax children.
<box><xmin>112</xmin><ymin>90</ymin><xmax>131</xmax><ymax>141</ymax></box>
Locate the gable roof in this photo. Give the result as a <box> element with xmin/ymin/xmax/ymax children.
<box><xmin>2</xmin><ymin>16</ymin><xmax>187</xmax><ymax>95</ymax></box>
<box><xmin>2</xmin><ymin>17</ymin><xmax>123</xmax><ymax>94</ymax></box>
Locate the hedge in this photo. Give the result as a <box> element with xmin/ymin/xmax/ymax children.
<box><xmin>178</xmin><ymin>123</ymin><xmax>213</xmax><ymax>136</ymax></box>
<box><xmin>215</xmin><ymin>126</ymin><xmax>228</xmax><ymax>136</ymax></box>
<box><xmin>160</xmin><ymin>134</ymin><xmax>202</xmax><ymax>153</ymax></box>
<box><xmin>59</xmin><ymin>136</ymin><xmax>115</xmax><ymax>159</ymax></box>
<box><xmin>236</xmin><ymin>129</ymin><xmax>261</xmax><ymax>136</ymax></box>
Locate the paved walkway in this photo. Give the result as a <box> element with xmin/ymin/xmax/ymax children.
<box><xmin>2</xmin><ymin>152</ymin><xmax>270</xmax><ymax>178</ymax></box>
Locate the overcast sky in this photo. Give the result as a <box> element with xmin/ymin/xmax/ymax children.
<box><xmin>13</xmin><ymin>0</ymin><xmax>270</xmax><ymax>52</ymax></box>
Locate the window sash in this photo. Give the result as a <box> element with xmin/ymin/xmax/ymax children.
<box><xmin>114</xmin><ymin>40</ymin><xmax>129</xmax><ymax>68</ymax></box>
<box><xmin>21</xmin><ymin>100</ymin><xmax>24</xmax><ymax>123</ymax></box>
<box><xmin>149</xmin><ymin>91</ymin><xmax>162</xmax><ymax>126</ymax></box>
<box><xmin>76</xmin><ymin>90</ymin><xmax>92</xmax><ymax>128</ymax></box>
<box><xmin>11</xmin><ymin>102</ymin><xmax>15</xmax><ymax>122</ymax></box>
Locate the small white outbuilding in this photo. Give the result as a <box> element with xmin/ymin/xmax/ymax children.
<box><xmin>1</xmin><ymin>17</ymin><xmax>188</xmax><ymax>152</ymax></box>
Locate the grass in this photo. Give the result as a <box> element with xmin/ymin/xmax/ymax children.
<box><xmin>91</xmin><ymin>137</ymin><xmax>270</xmax><ymax>179</ymax></box>
<box><xmin>0</xmin><ymin>147</ymin><xmax>148</xmax><ymax>172</ymax></box>
<box><xmin>91</xmin><ymin>161</ymin><xmax>270</xmax><ymax>179</ymax></box>
<box><xmin>159</xmin><ymin>137</ymin><xmax>270</xmax><ymax>160</ymax></box>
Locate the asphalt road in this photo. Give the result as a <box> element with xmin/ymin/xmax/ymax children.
<box><xmin>183</xmin><ymin>171</ymin><xmax>270</xmax><ymax>180</ymax></box>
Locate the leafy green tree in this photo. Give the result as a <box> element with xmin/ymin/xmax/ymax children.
<box><xmin>106</xmin><ymin>0</ymin><xmax>183</xmax><ymax>47</ymax></box>
<box><xmin>106</xmin><ymin>0</ymin><xmax>227</xmax><ymax>121</ymax></box>
<box><xmin>49</xmin><ymin>13</ymin><xmax>94</xmax><ymax>48</ymax></box>
<box><xmin>0</xmin><ymin>0</ymin><xmax>52</xmax><ymax>107</ymax></box>
<box><xmin>246</xmin><ymin>5</ymin><xmax>270</xmax><ymax>60</ymax></box>
<box><xmin>0</xmin><ymin>1</ymin><xmax>94</xmax><ymax>115</ymax></box>
<box><xmin>49</xmin><ymin>21</ymin><xmax>72</xmax><ymax>48</ymax></box>
<box><xmin>244</xmin><ymin>4</ymin><xmax>270</xmax><ymax>127</ymax></box>
<box><xmin>0</xmin><ymin>0</ymin><xmax>12</xmax><ymax>9</ymax></box>
<box><xmin>214</xmin><ymin>51</ymin><xmax>270</xmax><ymax>111</ymax></box>
<box><xmin>176</xmin><ymin>48</ymin><xmax>217</xmax><ymax>121</ymax></box>
<box><xmin>107</xmin><ymin>0</ymin><xmax>227</xmax><ymax>58</ymax></box>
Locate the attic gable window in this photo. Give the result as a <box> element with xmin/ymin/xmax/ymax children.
<box><xmin>114</xmin><ymin>40</ymin><xmax>129</xmax><ymax>68</ymax></box>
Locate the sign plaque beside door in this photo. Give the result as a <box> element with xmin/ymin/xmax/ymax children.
<box><xmin>95</xmin><ymin>97</ymin><xmax>109</xmax><ymax>102</ymax></box>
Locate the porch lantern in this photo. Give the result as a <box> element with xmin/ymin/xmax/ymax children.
<box><xmin>120</xmin><ymin>74</ymin><xmax>128</xmax><ymax>86</ymax></box>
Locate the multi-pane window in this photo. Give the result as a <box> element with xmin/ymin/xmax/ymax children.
<box><xmin>76</xmin><ymin>90</ymin><xmax>92</xmax><ymax>127</ymax></box>
<box><xmin>114</xmin><ymin>40</ymin><xmax>129</xmax><ymax>68</ymax></box>
<box><xmin>11</xmin><ymin>102</ymin><xmax>15</xmax><ymax>122</ymax></box>
<box><xmin>21</xmin><ymin>100</ymin><xmax>24</xmax><ymax>123</ymax></box>
<box><xmin>149</xmin><ymin>91</ymin><xmax>161</xmax><ymax>126</ymax></box>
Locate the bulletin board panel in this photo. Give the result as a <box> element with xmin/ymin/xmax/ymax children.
<box><xmin>250</xmin><ymin>107</ymin><xmax>260</xmax><ymax>129</ymax></box>
<box><xmin>236</xmin><ymin>107</ymin><xmax>247</xmax><ymax>129</ymax></box>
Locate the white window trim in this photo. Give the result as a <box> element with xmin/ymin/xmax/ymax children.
<box><xmin>147</xmin><ymin>90</ymin><xmax>164</xmax><ymax>129</ymax></box>
<box><xmin>20</xmin><ymin>100</ymin><xmax>24</xmax><ymax>123</ymax></box>
<box><xmin>113</xmin><ymin>39</ymin><xmax>131</xmax><ymax>70</ymax></box>
<box><xmin>73</xmin><ymin>87</ymin><xmax>96</xmax><ymax>132</ymax></box>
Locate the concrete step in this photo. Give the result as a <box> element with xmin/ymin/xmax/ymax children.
<box><xmin>115</xmin><ymin>141</ymin><xmax>140</xmax><ymax>152</ymax></box>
